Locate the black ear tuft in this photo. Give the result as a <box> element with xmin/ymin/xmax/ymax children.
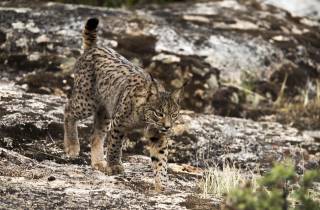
<box><xmin>86</xmin><ymin>18</ymin><xmax>99</xmax><ymax>31</ymax></box>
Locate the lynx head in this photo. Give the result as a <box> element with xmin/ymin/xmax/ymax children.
<box><xmin>144</xmin><ymin>86</ymin><xmax>182</xmax><ymax>133</ymax></box>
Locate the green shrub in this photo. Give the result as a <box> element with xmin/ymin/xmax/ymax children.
<box><xmin>225</xmin><ymin>163</ymin><xmax>320</xmax><ymax>210</ymax></box>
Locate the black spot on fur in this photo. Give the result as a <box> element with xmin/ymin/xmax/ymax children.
<box><xmin>48</xmin><ymin>176</ymin><xmax>56</xmax><ymax>181</ymax></box>
<box><xmin>151</xmin><ymin>156</ymin><xmax>159</xmax><ymax>162</ymax></box>
<box><xmin>150</xmin><ymin>137</ymin><xmax>159</xmax><ymax>142</ymax></box>
<box><xmin>86</xmin><ymin>18</ymin><xmax>99</xmax><ymax>31</ymax></box>
<box><xmin>159</xmin><ymin>150</ymin><xmax>165</xmax><ymax>154</ymax></box>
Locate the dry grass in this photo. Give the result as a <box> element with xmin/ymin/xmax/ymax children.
<box><xmin>270</xmin><ymin>78</ymin><xmax>320</xmax><ymax>130</ymax></box>
<box><xmin>275</xmin><ymin>98</ymin><xmax>320</xmax><ymax>130</ymax></box>
<box><xmin>273</xmin><ymin>73</ymin><xmax>288</xmax><ymax>107</ymax></box>
<box><xmin>200</xmin><ymin>164</ymin><xmax>259</xmax><ymax>199</ymax></box>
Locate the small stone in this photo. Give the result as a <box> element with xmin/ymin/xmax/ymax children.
<box><xmin>25</xmin><ymin>22</ymin><xmax>40</xmax><ymax>33</ymax></box>
<box><xmin>48</xmin><ymin>176</ymin><xmax>56</xmax><ymax>181</ymax></box>
<box><xmin>36</xmin><ymin>34</ymin><xmax>50</xmax><ymax>43</ymax></box>
<box><xmin>152</xmin><ymin>53</ymin><xmax>181</xmax><ymax>64</ymax></box>
<box><xmin>15</xmin><ymin>37</ymin><xmax>28</xmax><ymax>47</ymax></box>
<box><xmin>12</xmin><ymin>21</ymin><xmax>25</xmax><ymax>30</ymax></box>
<box><xmin>183</xmin><ymin>15</ymin><xmax>210</xmax><ymax>23</ymax></box>
<box><xmin>21</xmin><ymin>84</ymin><xmax>28</xmax><ymax>90</ymax></box>
<box><xmin>206</xmin><ymin>74</ymin><xmax>219</xmax><ymax>91</ymax></box>
<box><xmin>28</xmin><ymin>52</ymin><xmax>41</xmax><ymax>61</ymax></box>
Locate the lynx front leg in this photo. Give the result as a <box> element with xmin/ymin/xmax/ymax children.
<box><xmin>147</xmin><ymin>133</ymin><xmax>169</xmax><ymax>192</ymax></box>
<box><xmin>90</xmin><ymin>129</ymin><xmax>107</xmax><ymax>171</ymax></box>
<box><xmin>105</xmin><ymin>123</ymin><xmax>126</xmax><ymax>175</ymax></box>
<box><xmin>64</xmin><ymin>104</ymin><xmax>80</xmax><ymax>158</ymax></box>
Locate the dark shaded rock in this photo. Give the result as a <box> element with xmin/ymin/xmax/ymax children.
<box><xmin>0</xmin><ymin>30</ymin><xmax>6</xmax><ymax>44</ymax></box>
<box><xmin>211</xmin><ymin>86</ymin><xmax>245</xmax><ymax>117</ymax></box>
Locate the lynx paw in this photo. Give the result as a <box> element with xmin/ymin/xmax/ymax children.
<box><xmin>154</xmin><ymin>181</ymin><xmax>165</xmax><ymax>192</ymax></box>
<box><xmin>92</xmin><ymin>161</ymin><xmax>124</xmax><ymax>175</ymax></box>
<box><xmin>106</xmin><ymin>164</ymin><xmax>124</xmax><ymax>175</ymax></box>
<box><xmin>64</xmin><ymin>142</ymin><xmax>80</xmax><ymax>158</ymax></box>
<box><xmin>92</xmin><ymin>160</ymin><xmax>108</xmax><ymax>171</ymax></box>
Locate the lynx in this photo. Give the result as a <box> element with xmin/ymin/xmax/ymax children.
<box><xmin>64</xmin><ymin>18</ymin><xmax>182</xmax><ymax>191</ymax></box>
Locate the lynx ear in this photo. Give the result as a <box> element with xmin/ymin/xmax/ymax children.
<box><xmin>149</xmin><ymin>75</ymin><xmax>160</xmax><ymax>96</ymax></box>
<box><xmin>171</xmin><ymin>81</ymin><xmax>188</xmax><ymax>103</ymax></box>
<box><xmin>171</xmin><ymin>88</ymin><xmax>183</xmax><ymax>103</ymax></box>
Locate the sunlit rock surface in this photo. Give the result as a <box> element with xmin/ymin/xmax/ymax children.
<box><xmin>0</xmin><ymin>148</ymin><xmax>215</xmax><ymax>209</ymax></box>
<box><xmin>262</xmin><ymin>0</ymin><xmax>320</xmax><ymax>20</ymax></box>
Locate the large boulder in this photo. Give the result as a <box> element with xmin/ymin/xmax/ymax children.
<box><xmin>0</xmin><ymin>0</ymin><xmax>319</xmax><ymax>114</ymax></box>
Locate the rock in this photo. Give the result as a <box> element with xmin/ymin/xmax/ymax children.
<box><xmin>304</xmin><ymin>130</ymin><xmax>320</xmax><ymax>142</ymax></box>
<box><xmin>0</xmin><ymin>83</ymin><xmax>319</xmax><ymax>208</ymax></box>
<box><xmin>261</xmin><ymin>0</ymin><xmax>320</xmax><ymax>20</ymax></box>
<box><xmin>0</xmin><ymin>148</ymin><xmax>215</xmax><ymax>209</ymax></box>
<box><xmin>1</xmin><ymin>82</ymin><xmax>319</xmax><ymax>171</ymax></box>
<box><xmin>0</xmin><ymin>0</ymin><xmax>319</xmax><ymax>114</ymax></box>
<box><xmin>0</xmin><ymin>82</ymin><xmax>218</xmax><ymax>209</ymax></box>
<box><xmin>35</xmin><ymin>34</ymin><xmax>50</xmax><ymax>44</ymax></box>
<box><xmin>172</xmin><ymin>113</ymin><xmax>320</xmax><ymax>171</ymax></box>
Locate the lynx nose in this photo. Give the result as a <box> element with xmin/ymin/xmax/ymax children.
<box><xmin>160</xmin><ymin>125</ymin><xmax>170</xmax><ymax>132</ymax></box>
<box><xmin>160</xmin><ymin>118</ymin><xmax>171</xmax><ymax>132</ymax></box>
<box><xmin>160</xmin><ymin>127</ymin><xmax>168</xmax><ymax>132</ymax></box>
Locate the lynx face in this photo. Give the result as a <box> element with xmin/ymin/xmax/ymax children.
<box><xmin>145</xmin><ymin>90</ymin><xmax>181</xmax><ymax>133</ymax></box>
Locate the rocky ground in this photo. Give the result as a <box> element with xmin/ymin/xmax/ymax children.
<box><xmin>0</xmin><ymin>0</ymin><xmax>320</xmax><ymax>209</ymax></box>
<box><xmin>1</xmin><ymin>78</ymin><xmax>319</xmax><ymax>209</ymax></box>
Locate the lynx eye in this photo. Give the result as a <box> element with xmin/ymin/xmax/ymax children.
<box><xmin>153</xmin><ymin>111</ymin><xmax>164</xmax><ymax>118</ymax></box>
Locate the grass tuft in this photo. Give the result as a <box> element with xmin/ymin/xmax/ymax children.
<box><xmin>200</xmin><ymin>164</ymin><xmax>259</xmax><ymax>199</ymax></box>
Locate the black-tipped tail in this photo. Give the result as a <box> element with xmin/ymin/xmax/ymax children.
<box><xmin>85</xmin><ymin>18</ymin><xmax>99</xmax><ymax>31</ymax></box>
<box><xmin>83</xmin><ymin>18</ymin><xmax>99</xmax><ymax>50</ymax></box>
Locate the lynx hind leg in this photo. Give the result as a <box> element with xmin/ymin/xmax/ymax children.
<box><xmin>90</xmin><ymin>107</ymin><xmax>109</xmax><ymax>172</ymax></box>
<box><xmin>64</xmin><ymin>94</ymin><xmax>95</xmax><ymax>158</ymax></box>
<box><xmin>148</xmin><ymin>135</ymin><xmax>169</xmax><ymax>192</ymax></box>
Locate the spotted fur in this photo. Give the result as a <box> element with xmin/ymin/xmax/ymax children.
<box><xmin>64</xmin><ymin>18</ymin><xmax>181</xmax><ymax>191</ymax></box>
